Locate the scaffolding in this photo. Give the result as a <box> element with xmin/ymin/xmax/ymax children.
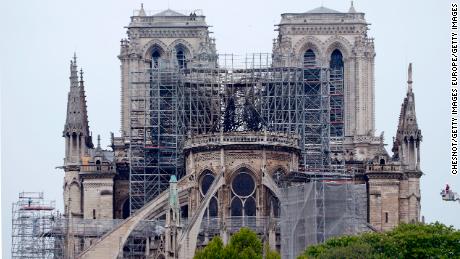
<box><xmin>280</xmin><ymin>181</ymin><xmax>368</xmax><ymax>259</ymax></box>
<box><xmin>128</xmin><ymin>53</ymin><xmax>337</xmax><ymax>214</ymax></box>
<box><xmin>329</xmin><ymin>68</ymin><xmax>345</xmax><ymax>172</ymax></box>
<box><xmin>129</xmin><ymin>60</ymin><xmax>183</xmax><ymax>214</ymax></box>
<box><xmin>11</xmin><ymin>192</ymin><xmax>59</xmax><ymax>258</ymax></box>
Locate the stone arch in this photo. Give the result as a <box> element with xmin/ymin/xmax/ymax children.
<box><xmin>69</xmin><ymin>178</ymin><xmax>80</xmax><ymax>187</ymax></box>
<box><xmin>324</xmin><ymin>36</ymin><xmax>353</xmax><ymax>62</ymax></box>
<box><xmin>227</xmin><ymin>163</ymin><xmax>258</xmax><ymax>181</ymax></box>
<box><xmin>198</xmin><ymin>169</ymin><xmax>216</xmax><ymax>196</ymax></box>
<box><xmin>142</xmin><ymin>39</ymin><xmax>168</xmax><ymax>61</ymax></box>
<box><xmin>229</xmin><ymin>167</ymin><xmax>257</xmax><ymax>217</ymax></box>
<box><xmin>199</xmin><ymin>168</ymin><xmax>216</xmax><ymax>177</ymax></box>
<box><xmin>168</xmin><ymin>39</ymin><xmax>194</xmax><ymax>58</ymax></box>
<box><xmin>293</xmin><ymin>36</ymin><xmax>324</xmax><ymax>64</ymax></box>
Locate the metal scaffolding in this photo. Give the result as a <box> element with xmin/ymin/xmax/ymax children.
<box><xmin>280</xmin><ymin>181</ymin><xmax>368</xmax><ymax>259</ymax></box>
<box><xmin>11</xmin><ymin>192</ymin><xmax>59</xmax><ymax>258</ymax></box>
<box><xmin>128</xmin><ymin>53</ymin><xmax>340</xmax><ymax>216</ymax></box>
<box><xmin>129</xmin><ymin>60</ymin><xmax>183</xmax><ymax>213</ymax></box>
<box><xmin>329</xmin><ymin>68</ymin><xmax>345</xmax><ymax>172</ymax></box>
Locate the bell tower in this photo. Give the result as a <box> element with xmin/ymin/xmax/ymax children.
<box><xmin>118</xmin><ymin>5</ymin><xmax>217</xmax><ymax>137</ymax></box>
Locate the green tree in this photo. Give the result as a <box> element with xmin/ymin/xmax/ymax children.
<box><xmin>194</xmin><ymin>236</ymin><xmax>225</xmax><ymax>259</ymax></box>
<box><xmin>194</xmin><ymin>227</ymin><xmax>280</xmax><ymax>259</ymax></box>
<box><xmin>298</xmin><ymin>222</ymin><xmax>460</xmax><ymax>259</ymax></box>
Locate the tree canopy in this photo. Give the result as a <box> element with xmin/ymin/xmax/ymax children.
<box><xmin>299</xmin><ymin>222</ymin><xmax>460</xmax><ymax>259</ymax></box>
<box><xmin>194</xmin><ymin>227</ymin><xmax>280</xmax><ymax>259</ymax></box>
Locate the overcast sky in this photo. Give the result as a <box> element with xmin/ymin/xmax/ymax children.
<box><xmin>1</xmin><ymin>0</ymin><xmax>459</xmax><ymax>257</ymax></box>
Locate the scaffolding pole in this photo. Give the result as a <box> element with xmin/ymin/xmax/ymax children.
<box><xmin>11</xmin><ymin>192</ymin><xmax>59</xmax><ymax>259</ymax></box>
<box><xmin>125</xmin><ymin>53</ymin><xmax>340</xmax><ymax>258</ymax></box>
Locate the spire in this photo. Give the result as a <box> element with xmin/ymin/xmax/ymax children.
<box><xmin>348</xmin><ymin>1</ymin><xmax>357</xmax><ymax>13</ymax></box>
<box><xmin>396</xmin><ymin>63</ymin><xmax>420</xmax><ymax>132</ymax></box>
<box><xmin>63</xmin><ymin>53</ymin><xmax>93</xmax><ymax>148</ymax></box>
<box><xmin>392</xmin><ymin>63</ymin><xmax>422</xmax><ymax>166</ymax></box>
<box><xmin>407</xmin><ymin>62</ymin><xmax>413</xmax><ymax>93</ymax></box>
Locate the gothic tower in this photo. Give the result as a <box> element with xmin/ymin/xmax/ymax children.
<box><xmin>62</xmin><ymin>54</ymin><xmax>93</xmax><ymax>217</ymax></box>
<box><xmin>393</xmin><ymin>63</ymin><xmax>422</xmax><ymax>223</ymax></box>
<box><xmin>273</xmin><ymin>3</ymin><xmax>376</xmax><ymax>140</ymax></box>
<box><xmin>118</xmin><ymin>5</ymin><xmax>217</xmax><ymax>137</ymax></box>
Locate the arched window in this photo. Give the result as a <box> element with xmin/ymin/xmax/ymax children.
<box><xmin>231</xmin><ymin>172</ymin><xmax>255</xmax><ymax>197</ymax></box>
<box><xmin>230</xmin><ymin>198</ymin><xmax>243</xmax><ymax>216</ymax></box>
<box><xmin>230</xmin><ymin>171</ymin><xmax>257</xmax><ymax>217</ymax></box>
<box><xmin>96</xmin><ymin>160</ymin><xmax>101</xmax><ymax>171</ymax></box>
<box><xmin>92</xmin><ymin>209</ymin><xmax>96</xmax><ymax>219</ymax></box>
<box><xmin>151</xmin><ymin>50</ymin><xmax>161</xmax><ymax>68</ymax></box>
<box><xmin>200</xmin><ymin>170</ymin><xmax>218</xmax><ymax>218</ymax></box>
<box><xmin>244</xmin><ymin>196</ymin><xmax>256</xmax><ymax>216</ymax></box>
<box><xmin>208</xmin><ymin>197</ymin><xmax>218</xmax><ymax>217</ymax></box>
<box><xmin>330</xmin><ymin>49</ymin><xmax>344</xmax><ymax>70</ymax></box>
<box><xmin>329</xmin><ymin>49</ymin><xmax>344</xmax><ymax>138</ymax></box>
<box><xmin>176</xmin><ymin>48</ymin><xmax>186</xmax><ymax>69</ymax></box>
<box><xmin>303</xmin><ymin>49</ymin><xmax>316</xmax><ymax>67</ymax></box>
<box><xmin>200</xmin><ymin>171</ymin><xmax>215</xmax><ymax>196</ymax></box>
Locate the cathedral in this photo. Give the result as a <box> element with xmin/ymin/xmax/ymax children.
<box><xmin>60</xmin><ymin>4</ymin><xmax>423</xmax><ymax>259</ymax></box>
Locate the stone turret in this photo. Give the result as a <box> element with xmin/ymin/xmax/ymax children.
<box><xmin>63</xmin><ymin>53</ymin><xmax>93</xmax><ymax>166</ymax></box>
<box><xmin>62</xmin><ymin>53</ymin><xmax>92</xmax><ymax>221</ymax></box>
<box><xmin>392</xmin><ymin>63</ymin><xmax>422</xmax><ymax>171</ymax></box>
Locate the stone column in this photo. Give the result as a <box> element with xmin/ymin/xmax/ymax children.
<box><xmin>368</xmin><ymin>54</ymin><xmax>376</xmax><ymax>133</ymax></box>
<box><xmin>76</xmin><ymin>135</ymin><xmax>80</xmax><ymax>162</ymax></box>
<box><xmin>69</xmin><ymin>136</ymin><xmax>73</xmax><ymax>163</ymax></box>
<box><xmin>416</xmin><ymin>142</ymin><xmax>421</xmax><ymax>170</ymax></box>
<box><xmin>65</xmin><ymin>136</ymin><xmax>69</xmax><ymax>161</ymax></box>
<box><xmin>345</xmin><ymin>57</ymin><xmax>356</xmax><ymax>136</ymax></box>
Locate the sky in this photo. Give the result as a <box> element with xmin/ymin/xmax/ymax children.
<box><xmin>1</xmin><ymin>0</ymin><xmax>459</xmax><ymax>257</ymax></box>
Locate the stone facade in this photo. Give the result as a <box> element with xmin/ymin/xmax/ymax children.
<box><xmin>62</xmin><ymin>58</ymin><xmax>127</xmax><ymax>221</ymax></box>
<box><xmin>62</xmin><ymin>4</ymin><xmax>424</xmax><ymax>258</ymax></box>
<box><xmin>118</xmin><ymin>7</ymin><xmax>217</xmax><ymax>137</ymax></box>
<box><xmin>184</xmin><ymin>132</ymin><xmax>299</xmax><ymax>220</ymax></box>
<box><xmin>273</xmin><ymin>6</ymin><xmax>375</xmax><ymax>138</ymax></box>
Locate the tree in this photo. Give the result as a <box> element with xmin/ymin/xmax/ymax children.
<box><xmin>193</xmin><ymin>236</ymin><xmax>225</xmax><ymax>259</ymax></box>
<box><xmin>298</xmin><ymin>222</ymin><xmax>460</xmax><ymax>259</ymax></box>
<box><xmin>194</xmin><ymin>228</ymin><xmax>280</xmax><ymax>259</ymax></box>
